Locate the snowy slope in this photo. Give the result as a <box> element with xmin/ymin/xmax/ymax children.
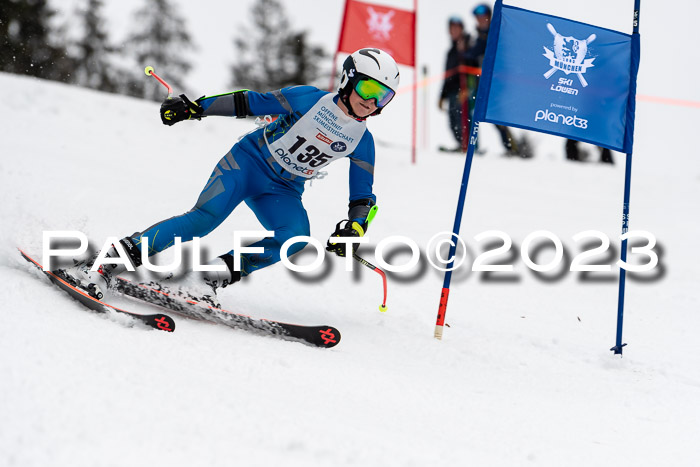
<box><xmin>1</xmin><ymin>42</ymin><xmax>700</xmax><ymax>467</ymax></box>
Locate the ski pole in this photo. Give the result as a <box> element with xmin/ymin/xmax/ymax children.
<box><xmin>353</xmin><ymin>252</ymin><xmax>388</xmax><ymax>312</ymax></box>
<box><xmin>144</xmin><ymin>66</ymin><xmax>173</xmax><ymax>98</ymax></box>
<box><xmin>351</xmin><ymin>205</ymin><xmax>387</xmax><ymax>311</ymax></box>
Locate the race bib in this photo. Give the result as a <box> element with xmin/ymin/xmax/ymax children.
<box><xmin>265</xmin><ymin>94</ymin><xmax>367</xmax><ymax>179</ymax></box>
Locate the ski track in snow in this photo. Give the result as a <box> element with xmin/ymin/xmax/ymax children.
<box><xmin>1</xmin><ymin>51</ymin><xmax>699</xmax><ymax>466</ymax></box>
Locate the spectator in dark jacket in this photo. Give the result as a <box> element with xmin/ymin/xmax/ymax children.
<box><xmin>439</xmin><ymin>16</ymin><xmax>471</xmax><ymax>152</ymax></box>
<box><xmin>461</xmin><ymin>4</ymin><xmax>490</xmax><ymax>67</ymax></box>
<box><xmin>463</xmin><ymin>4</ymin><xmax>532</xmax><ymax>157</ymax></box>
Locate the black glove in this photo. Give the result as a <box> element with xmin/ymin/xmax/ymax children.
<box><xmin>160</xmin><ymin>94</ymin><xmax>203</xmax><ymax>126</ymax></box>
<box><xmin>326</xmin><ymin>220</ymin><xmax>364</xmax><ymax>257</ymax></box>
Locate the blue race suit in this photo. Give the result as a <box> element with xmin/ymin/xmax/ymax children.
<box><xmin>129</xmin><ymin>86</ymin><xmax>376</xmax><ymax>277</ymax></box>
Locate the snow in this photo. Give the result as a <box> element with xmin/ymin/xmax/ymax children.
<box><xmin>3</xmin><ymin>1</ymin><xmax>700</xmax><ymax>465</ymax></box>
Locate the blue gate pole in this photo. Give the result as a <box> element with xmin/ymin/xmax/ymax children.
<box><xmin>434</xmin><ymin>0</ymin><xmax>504</xmax><ymax>339</ymax></box>
<box><xmin>434</xmin><ymin>121</ymin><xmax>480</xmax><ymax>339</ymax></box>
<box><xmin>611</xmin><ymin>0</ymin><xmax>641</xmax><ymax>356</ymax></box>
<box><xmin>611</xmin><ymin>154</ymin><xmax>633</xmax><ymax>355</ymax></box>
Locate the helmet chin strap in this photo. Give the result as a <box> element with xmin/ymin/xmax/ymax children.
<box><xmin>340</xmin><ymin>91</ymin><xmax>368</xmax><ymax>121</ymax></box>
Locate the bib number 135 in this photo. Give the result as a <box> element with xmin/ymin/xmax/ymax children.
<box><xmin>288</xmin><ymin>136</ymin><xmax>332</xmax><ymax>168</ymax></box>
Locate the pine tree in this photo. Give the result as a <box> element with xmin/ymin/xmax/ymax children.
<box><xmin>71</xmin><ymin>0</ymin><xmax>118</xmax><ymax>92</ymax></box>
<box><xmin>282</xmin><ymin>31</ymin><xmax>328</xmax><ymax>88</ymax></box>
<box><xmin>125</xmin><ymin>0</ymin><xmax>195</xmax><ymax>100</ymax></box>
<box><xmin>0</xmin><ymin>0</ymin><xmax>72</xmax><ymax>81</ymax></box>
<box><xmin>230</xmin><ymin>0</ymin><xmax>328</xmax><ymax>91</ymax></box>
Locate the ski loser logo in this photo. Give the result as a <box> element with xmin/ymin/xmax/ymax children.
<box><xmin>366</xmin><ymin>7</ymin><xmax>394</xmax><ymax>41</ymax></box>
<box><xmin>542</xmin><ymin>23</ymin><xmax>596</xmax><ymax>87</ymax></box>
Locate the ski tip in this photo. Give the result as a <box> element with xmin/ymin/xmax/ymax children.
<box><xmin>314</xmin><ymin>326</ymin><xmax>341</xmax><ymax>348</ymax></box>
<box><xmin>17</xmin><ymin>247</ymin><xmax>33</xmax><ymax>263</ymax></box>
<box><xmin>151</xmin><ymin>314</ymin><xmax>176</xmax><ymax>332</ymax></box>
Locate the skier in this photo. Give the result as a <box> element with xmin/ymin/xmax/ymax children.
<box><xmin>58</xmin><ymin>48</ymin><xmax>400</xmax><ymax>307</ymax></box>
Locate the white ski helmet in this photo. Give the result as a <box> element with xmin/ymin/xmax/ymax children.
<box><xmin>338</xmin><ymin>48</ymin><xmax>400</xmax><ymax>118</ymax></box>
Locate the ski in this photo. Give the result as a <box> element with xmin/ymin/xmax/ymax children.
<box><xmin>18</xmin><ymin>249</ymin><xmax>175</xmax><ymax>332</ymax></box>
<box><xmin>113</xmin><ymin>277</ymin><xmax>340</xmax><ymax>348</ymax></box>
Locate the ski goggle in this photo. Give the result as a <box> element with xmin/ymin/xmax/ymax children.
<box><xmin>354</xmin><ymin>78</ymin><xmax>395</xmax><ymax>108</ymax></box>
